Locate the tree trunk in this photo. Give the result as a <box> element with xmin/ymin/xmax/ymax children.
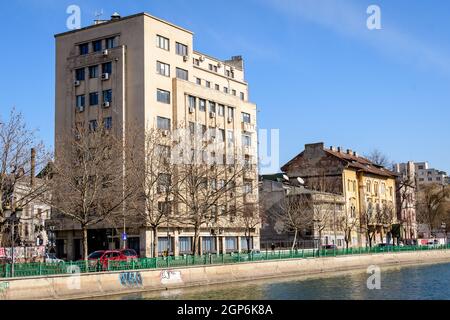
<box><xmin>82</xmin><ymin>226</ymin><xmax>88</xmax><ymax>261</ymax></box>
<box><xmin>152</xmin><ymin>226</ymin><xmax>158</xmax><ymax>258</ymax></box>
<box><xmin>192</xmin><ymin>226</ymin><xmax>200</xmax><ymax>255</ymax></box>
<box><xmin>291</xmin><ymin>228</ymin><xmax>298</xmax><ymax>250</ymax></box>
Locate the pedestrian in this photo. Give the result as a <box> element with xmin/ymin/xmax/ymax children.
<box><xmin>271</xmin><ymin>243</ymin><xmax>275</xmax><ymax>252</ymax></box>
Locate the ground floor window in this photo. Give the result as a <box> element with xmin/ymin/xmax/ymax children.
<box><xmin>225</xmin><ymin>237</ymin><xmax>237</xmax><ymax>251</ymax></box>
<box><xmin>179</xmin><ymin>237</ymin><xmax>192</xmax><ymax>254</ymax></box>
<box><xmin>158</xmin><ymin>237</ymin><xmax>172</xmax><ymax>254</ymax></box>
<box><xmin>202</xmin><ymin>236</ymin><xmax>216</xmax><ymax>253</ymax></box>
<box><xmin>240</xmin><ymin>237</ymin><xmax>253</xmax><ymax>252</ymax></box>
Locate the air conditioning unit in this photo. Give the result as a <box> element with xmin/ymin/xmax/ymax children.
<box><xmin>217</xmin><ymin>62</ymin><xmax>222</xmax><ymax>68</ymax></box>
<box><xmin>102</xmin><ymin>101</ymin><xmax>110</xmax><ymax>108</ymax></box>
<box><xmin>209</xmin><ymin>112</ymin><xmax>216</xmax><ymax>118</ymax></box>
<box><xmin>199</xmin><ymin>55</ymin><xmax>205</xmax><ymax>62</ymax></box>
<box><xmin>74</xmin><ymin>80</ymin><xmax>81</xmax><ymax>87</ymax></box>
<box><xmin>162</xmin><ymin>130</ymin><xmax>169</xmax><ymax>137</ymax></box>
<box><xmin>230</xmin><ymin>67</ymin><xmax>234</xmax><ymax>72</ymax></box>
<box><xmin>102</xmin><ymin>49</ymin><xmax>109</xmax><ymax>56</ymax></box>
<box><xmin>188</xmin><ymin>107</ymin><xmax>195</xmax><ymax>114</ymax></box>
<box><xmin>227</xmin><ymin>117</ymin><xmax>233</xmax><ymax>123</ymax></box>
<box><xmin>158</xmin><ymin>185</ymin><xmax>167</xmax><ymax>193</ymax></box>
<box><xmin>101</xmin><ymin>73</ymin><xmax>110</xmax><ymax>80</ymax></box>
<box><xmin>183</xmin><ymin>55</ymin><xmax>189</xmax><ymax>62</ymax></box>
<box><xmin>76</xmin><ymin>106</ymin><xmax>84</xmax><ymax>112</ymax></box>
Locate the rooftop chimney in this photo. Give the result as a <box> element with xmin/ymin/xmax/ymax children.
<box><xmin>111</xmin><ymin>12</ymin><xmax>121</xmax><ymax>20</ymax></box>
<box><xmin>347</xmin><ymin>149</ymin><xmax>353</xmax><ymax>155</ymax></box>
<box><xmin>31</xmin><ymin>148</ymin><xmax>36</xmax><ymax>187</ymax></box>
<box><xmin>337</xmin><ymin>147</ymin><xmax>342</xmax><ymax>153</ymax></box>
<box><xmin>353</xmin><ymin>151</ymin><xmax>358</xmax><ymax>157</ymax></box>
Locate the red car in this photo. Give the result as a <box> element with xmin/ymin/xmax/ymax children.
<box><xmin>87</xmin><ymin>249</ymin><xmax>138</xmax><ymax>270</ymax></box>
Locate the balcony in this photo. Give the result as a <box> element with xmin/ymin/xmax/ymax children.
<box><xmin>241</xmin><ymin>122</ymin><xmax>256</xmax><ymax>132</ymax></box>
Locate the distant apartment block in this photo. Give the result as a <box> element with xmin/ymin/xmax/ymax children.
<box><xmin>53</xmin><ymin>12</ymin><xmax>258</xmax><ymax>259</ymax></box>
<box><xmin>414</xmin><ymin>162</ymin><xmax>448</xmax><ymax>186</ymax></box>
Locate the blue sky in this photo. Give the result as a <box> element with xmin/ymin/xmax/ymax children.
<box><xmin>0</xmin><ymin>0</ymin><xmax>449</xmax><ymax>174</ymax></box>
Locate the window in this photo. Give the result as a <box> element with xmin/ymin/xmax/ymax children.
<box><xmin>242</xmin><ymin>112</ymin><xmax>251</xmax><ymax>123</ymax></box>
<box><xmin>374</xmin><ymin>182</ymin><xmax>379</xmax><ymax>196</ymax></box>
<box><xmin>88</xmin><ymin>120</ymin><xmax>98</xmax><ymax>132</ymax></box>
<box><xmin>157</xmin><ymin>89</ymin><xmax>171</xmax><ymax>104</ymax></box>
<box><xmin>244</xmin><ymin>181</ymin><xmax>252</xmax><ymax>194</ymax></box>
<box><xmin>188</xmin><ymin>95</ymin><xmax>196</xmax><ymax>109</ymax></box>
<box><xmin>218</xmin><ymin>104</ymin><xmax>225</xmax><ymax>116</ymax></box>
<box><xmin>92</xmin><ymin>40</ymin><xmax>102</xmax><ymax>52</ymax></box>
<box><xmin>208</xmin><ymin>64</ymin><xmax>213</xmax><ymax>71</ymax></box>
<box><xmin>179</xmin><ymin>237</ymin><xmax>192</xmax><ymax>253</ymax></box>
<box><xmin>89</xmin><ymin>65</ymin><xmax>98</xmax><ymax>78</ymax></box>
<box><xmin>105</xmin><ymin>37</ymin><xmax>116</xmax><ymax>49</ymax></box>
<box><xmin>79</xmin><ymin>43</ymin><xmax>89</xmax><ymax>55</ymax></box>
<box><xmin>89</xmin><ymin>92</ymin><xmax>98</xmax><ymax>106</ymax></box>
<box><xmin>175</xmin><ymin>42</ymin><xmax>188</xmax><ymax>56</ymax></box>
<box><xmin>223</xmin><ymin>87</ymin><xmax>229</xmax><ymax>94</ymax></box>
<box><xmin>176</xmin><ymin>67</ymin><xmax>188</xmax><ymax>80</ymax></box>
<box><xmin>227</xmin><ymin>107</ymin><xmax>234</xmax><ymax>119</ymax></box>
<box><xmin>157</xmin><ymin>116</ymin><xmax>171</xmax><ymax>130</ymax></box>
<box><xmin>418</xmin><ymin>165</ymin><xmax>424</xmax><ymax>170</ymax></box>
<box><xmin>193</xmin><ymin>58</ymin><xmax>200</xmax><ymax>66</ymax></box>
<box><xmin>242</xmin><ymin>134</ymin><xmax>251</xmax><ymax>147</ymax></box>
<box><xmin>156</xmin><ymin>61</ymin><xmax>170</xmax><ymax>77</ymax></box>
<box><xmin>196</xmin><ymin>77</ymin><xmax>201</xmax><ymax>85</ymax></box>
<box><xmin>156</xmin><ymin>35</ymin><xmax>169</xmax><ymax>51</ymax></box>
<box><xmin>102</xmin><ymin>89</ymin><xmax>112</xmax><ymax>103</ymax></box>
<box><xmin>244</xmin><ymin>155</ymin><xmax>251</xmax><ymax>169</ymax></box>
<box><xmin>227</xmin><ymin>130</ymin><xmax>234</xmax><ymax>145</ymax></box>
<box><xmin>209</xmin><ymin>101</ymin><xmax>216</xmax><ymax>113</ymax></box>
<box><xmin>232</xmin><ymin>89</ymin><xmax>236</xmax><ymax>96</ymax></box>
<box><xmin>205</xmin><ymin>81</ymin><xmax>211</xmax><ymax>88</ymax></box>
<box><xmin>199</xmin><ymin>99</ymin><xmax>206</xmax><ymax>112</ymax></box>
<box><xmin>366</xmin><ymin>181</ymin><xmax>371</xmax><ymax>193</ymax></box>
<box><xmin>240</xmin><ymin>92</ymin><xmax>245</xmax><ymax>100</ymax></box>
<box><xmin>103</xmin><ymin>117</ymin><xmax>112</xmax><ymax>130</ymax></box>
<box><xmin>381</xmin><ymin>183</ymin><xmax>386</xmax><ymax>195</ymax></box>
<box><xmin>76</xmin><ymin>95</ymin><xmax>85</xmax><ymax>108</ymax></box>
<box><xmin>75</xmin><ymin>68</ymin><xmax>85</xmax><ymax>81</ymax></box>
<box><xmin>215</xmin><ymin>84</ymin><xmax>220</xmax><ymax>91</ymax></box>
<box><xmin>219</xmin><ymin>129</ymin><xmax>225</xmax><ymax>142</ymax></box>
<box><xmin>158</xmin><ymin>201</ymin><xmax>172</xmax><ymax>215</ymax></box>
<box><xmin>189</xmin><ymin>122</ymin><xmax>195</xmax><ymax>135</ymax></box>
<box><xmin>226</xmin><ymin>70</ymin><xmax>230</xmax><ymax>77</ymax></box>
<box><xmin>102</xmin><ymin>62</ymin><xmax>112</xmax><ymax>74</ymax></box>
<box><xmin>347</xmin><ymin>180</ymin><xmax>351</xmax><ymax>191</ymax></box>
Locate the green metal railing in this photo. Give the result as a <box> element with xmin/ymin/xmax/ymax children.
<box><xmin>1</xmin><ymin>244</ymin><xmax>450</xmax><ymax>279</ymax></box>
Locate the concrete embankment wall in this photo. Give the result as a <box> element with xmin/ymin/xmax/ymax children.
<box><xmin>1</xmin><ymin>250</ymin><xmax>450</xmax><ymax>300</ymax></box>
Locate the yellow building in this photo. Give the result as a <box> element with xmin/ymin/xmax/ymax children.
<box><xmin>281</xmin><ymin>142</ymin><xmax>398</xmax><ymax>247</ymax></box>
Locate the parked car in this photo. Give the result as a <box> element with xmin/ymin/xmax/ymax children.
<box><xmin>86</xmin><ymin>250</ymin><xmax>137</xmax><ymax>270</ymax></box>
<box><xmin>44</xmin><ymin>252</ymin><xmax>64</xmax><ymax>264</ymax></box>
<box><xmin>120</xmin><ymin>249</ymin><xmax>139</xmax><ymax>260</ymax></box>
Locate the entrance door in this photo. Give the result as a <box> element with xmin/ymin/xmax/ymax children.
<box><xmin>74</xmin><ymin>239</ymin><xmax>81</xmax><ymax>260</ymax></box>
<box><xmin>128</xmin><ymin>237</ymin><xmax>140</xmax><ymax>253</ymax></box>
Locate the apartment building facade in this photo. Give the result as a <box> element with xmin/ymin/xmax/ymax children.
<box><xmin>259</xmin><ymin>174</ymin><xmax>346</xmax><ymax>249</ymax></box>
<box><xmin>281</xmin><ymin>143</ymin><xmax>398</xmax><ymax>247</ymax></box>
<box><xmin>414</xmin><ymin>162</ymin><xmax>448</xmax><ymax>187</ymax></box>
<box><xmin>54</xmin><ymin>12</ymin><xmax>258</xmax><ymax>259</ymax></box>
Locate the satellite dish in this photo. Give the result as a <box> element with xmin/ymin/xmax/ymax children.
<box><xmin>282</xmin><ymin>174</ymin><xmax>289</xmax><ymax>181</ymax></box>
<box><xmin>297</xmin><ymin>177</ymin><xmax>305</xmax><ymax>185</ymax></box>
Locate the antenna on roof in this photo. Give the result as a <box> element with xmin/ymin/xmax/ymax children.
<box><xmin>94</xmin><ymin>9</ymin><xmax>104</xmax><ymax>20</ymax></box>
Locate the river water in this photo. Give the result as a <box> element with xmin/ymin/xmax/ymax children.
<box><xmin>108</xmin><ymin>262</ymin><xmax>450</xmax><ymax>300</ymax></box>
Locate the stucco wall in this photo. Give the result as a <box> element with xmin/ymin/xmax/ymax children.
<box><xmin>1</xmin><ymin>250</ymin><xmax>450</xmax><ymax>300</ymax></box>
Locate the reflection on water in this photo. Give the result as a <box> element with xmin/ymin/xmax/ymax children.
<box><xmin>106</xmin><ymin>262</ymin><xmax>450</xmax><ymax>300</ymax></box>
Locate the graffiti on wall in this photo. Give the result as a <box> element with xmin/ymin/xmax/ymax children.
<box><xmin>160</xmin><ymin>270</ymin><xmax>182</xmax><ymax>285</ymax></box>
<box><xmin>119</xmin><ymin>271</ymin><xmax>143</xmax><ymax>287</ymax></box>
<box><xmin>0</xmin><ymin>282</ymin><xmax>9</xmax><ymax>292</ymax></box>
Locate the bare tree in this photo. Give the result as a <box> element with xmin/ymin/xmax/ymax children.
<box><xmin>49</xmin><ymin>118</ymin><xmax>135</xmax><ymax>261</ymax></box>
<box><xmin>416</xmin><ymin>184</ymin><xmax>450</xmax><ymax>237</ymax></box>
<box><xmin>240</xmin><ymin>202</ymin><xmax>261</xmax><ymax>253</ymax></box>
<box><xmin>365</xmin><ymin>149</ymin><xmax>392</xmax><ymax>168</ymax></box>
<box><xmin>170</xmin><ymin>124</ymin><xmax>253</xmax><ymax>255</ymax></box>
<box><xmin>337</xmin><ymin>207</ymin><xmax>358</xmax><ymax>249</ymax></box>
<box><xmin>128</xmin><ymin>127</ymin><xmax>175</xmax><ymax>257</ymax></box>
<box><xmin>0</xmin><ymin>108</ymin><xmax>51</xmax><ymax>246</ymax></box>
<box><xmin>273</xmin><ymin>193</ymin><xmax>312</xmax><ymax>250</ymax></box>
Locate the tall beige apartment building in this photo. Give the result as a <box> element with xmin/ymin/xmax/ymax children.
<box><xmin>54</xmin><ymin>12</ymin><xmax>259</xmax><ymax>259</ymax></box>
